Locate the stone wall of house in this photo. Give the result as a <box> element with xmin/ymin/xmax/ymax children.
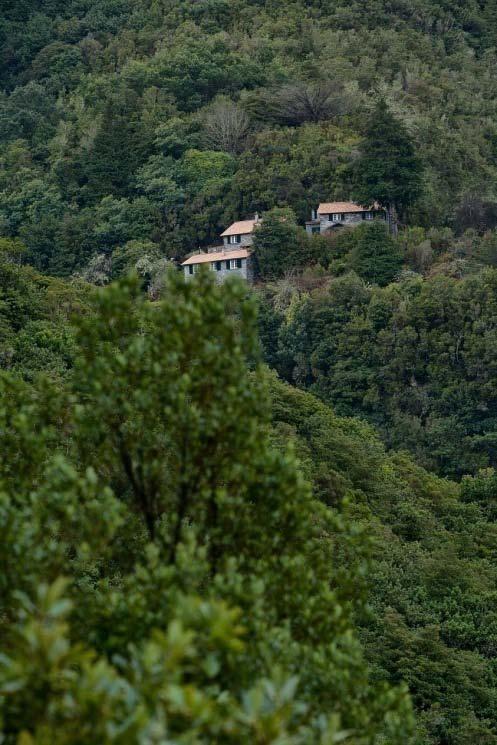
<box><xmin>319</xmin><ymin>214</ymin><xmax>364</xmax><ymax>231</ymax></box>
<box><xmin>212</xmin><ymin>259</ymin><xmax>249</xmax><ymax>282</ymax></box>
<box><xmin>306</xmin><ymin>212</ymin><xmax>386</xmax><ymax>234</ymax></box>
<box><xmin>222</xmin><ymin>233</ymin><xmax>254</xmax><ymax>248</ymax></box>
<box><xmin>184</xmin><ymin>257</ymin><xmax>253</xmax><ymax>283</ymax></box>
<box><xmin>246</xmin><ymin>256</ymin><xmax>255</xmax><ymax>283</ymax></box>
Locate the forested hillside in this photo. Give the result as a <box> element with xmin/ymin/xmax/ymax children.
<box><xmin>259</xmin><ymin>267</ymin><xmax>497</xmax><ymax>478</ymax></box>
<box><xmin>3</xmin><ymin>0</ymin><xmax>497</xmax><ymax>274</ymax></box>
<box><xmin>3</xmin><ymin>1</ymin><xmax>497</xmax><ymax>743</ymax></box>
<box><xmin>2</xmin><ymin>271</ymin><xmax>497</xmax><ymax>744</ymax></box>
<box><xmin>271</xmin><ymin>377</ymin><xmax>497</xmax><ymax>744</ymax></box>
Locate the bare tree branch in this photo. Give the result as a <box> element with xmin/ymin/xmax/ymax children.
<box><xmin>273</xmin><ymin>80</ymin><xmax>352</xmax><ymax>125</ymax></box>
<box><xmin>203</xmin><ymin>98</ymin><xmax>250</xmax><ymax>155</ymax></box>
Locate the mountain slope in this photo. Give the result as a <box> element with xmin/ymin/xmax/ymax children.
<box><xmin>2</xmin><ymin>0</ymin><xmax>497</xmax><ymax>274</ymax></box>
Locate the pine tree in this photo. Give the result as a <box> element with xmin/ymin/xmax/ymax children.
<box><xmin>353</xmin><ymin>100</ymin><xmax>423</xmax><ymax>228</ymax></box>
<box><xmin>251</xmin><ymin>207</ymin><xmax>300</xmax><ymax>279</ymax></box>
<box><xmin>349</xmin><ymin>222</ymin><xmax>403</xmax><ymax>286</ymax></box>
<box><xmin>82</xmin><ymin>99</ymin><xmax>151</xmax><ymax>202</ymax></box>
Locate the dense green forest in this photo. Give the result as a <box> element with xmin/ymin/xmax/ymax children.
<box><xmin>3</xmin><ymin>268</ymin><xmax>497</xmax><ymax>744</ymax></box>
<box><xmin>3</xmin><ymin>0</ymin><xmax>497</xmax><ymax>275</ymax></box>
<box><xmin>3</xmin><ymin>0</ymin><xmax>497</xmax><ymax>743</ymax></box>
<box><xmin>258</xmin><ymin>265</ymin><xmax>497</xmax><ymax>479</ymax></box>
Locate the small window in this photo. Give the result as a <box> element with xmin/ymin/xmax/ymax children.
<box><xmin>216</xmin><ymin>261</ymin><xmax>222</xmax><ymax>271</ymax></box>
<box><xmin>332</xmin><ymin>213</ymin><xmax>342</xmax><ymax>222</ymax></box>
<box><xmin>364</xmin><ymin>212</ymin><xmax>373</xmax><ymax>220</ymax></box>
<box><xmin>311</xmin><ymin>226</ymin><xmax>320</xmax><ymax>234</ymax></box>
<box><xmin>226</xmin><ymin>260</ymin><xmax>231</xmax><ymax>270</ymax></box>
<box><xmin>235</xmin><ymin>258</ymin><xmax>243</xmax><ymax>269</ymax></box>
<box><xmin>229</xmin><ymin>234</ymin><xmax>241</xmax><ymax>244</ymax></box>
<box><xmin>188</xmin><ymin>264</ymin><xmax>194</xmax><ymax>275</ymax></box>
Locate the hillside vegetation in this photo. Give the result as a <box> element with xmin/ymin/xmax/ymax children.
<box><xmin>271</xmin><ymin>376</ymin><xmax>497</xmax><ymax>745</ymax></box>
<box><xmin>3</xmin><ymin>2</ymin><xmax>497</xmax><ymax>744</ymax></box>
<box><xmin>258</xmin><ymin>267</ymin><xmax>497</xmax><ymax>478</ymax></box>
<box><xmin>2</xmin><ymin>0</ymin><xmax>497</xmax><ymax>275</ymax></box>
<box><xmin>2</xmin><ymin>272</ymin><xmax>497</xmax><ymax>743</ymax></box>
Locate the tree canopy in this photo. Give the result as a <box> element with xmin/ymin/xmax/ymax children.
<box><xmin>0</xmin><ymin>273</ymin><xmax>413</xmax><ymax>743</ymax></box>
<box><xmin>3</xmin><ymin>2</ymin><xmax>497</xmax><ymax>743</ymax></box>
<box><xmin>353</xmin><ymin>100</ymin><xmax>424</xmax><ymax>221</ymax></box>
<box><xmin>1</xmin><ymin>0</ymin><xmax>497</xmax><ymax>274</ymax></box>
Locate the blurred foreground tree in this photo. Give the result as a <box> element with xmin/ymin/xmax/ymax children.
<box><xmin>0</xmin><ymin>272</ymin><xmax>413</xmax><ymax>743</ymax></box>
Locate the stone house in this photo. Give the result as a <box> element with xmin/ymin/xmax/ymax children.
<box><xmin>220</xmin><ymin>214</ymin><xmax>260</xmax><ymax>247</ymax></box>
<box><xmin>181</xmin><ymin>214</ymin><xmax>260</xmax><ymax>283</ymax></box>
<box><xmin>181</xmin><ymin>247</ymin><xmax>254</xmax><ymax>282</ymax></box>
<box><xmin>306</xmin><ymin>201</ymin><xmax>386</xmax><ymax>234</ymax></box>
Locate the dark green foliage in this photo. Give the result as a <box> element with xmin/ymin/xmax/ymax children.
<box><xmin>252</xmin><ymin>208</ymin><xmax>331</xmax><ymax>280</ymax></box>
<box><xmin>348</xmin><ymin>222</ymin><xmax>403</xmax><ymax>285</ymax></box>
<box><xmin>0</xmin><ymin>274</ymin><xmax>413</xmax><ymax>742</ymax></box>
<box><xmin>80</xmin><ymin>100</ymin><xmax>153</xmax><ymax>201</ymax></box>
<box><xmin>461</xmin><ymin>469</ymin><xmax>497</xmax><ymax>520</ymax></box>
<box><xmin>3</xmin><ymin>261</ymin><xmax>497</xmax><ymax>742</ymax></box>
<box><xmin>263</xmin><ymin>268</ymin><xmax>497</xmax><ymax>478</ymax></box>
<box><xmin>353</xmin><ymin>100</ymin><xmax>423</xmax><ymax>219</ymax></box>
<box><xmin>454</xmin><ymin>194</ymin><xmax>497</xmax><ymax>236</ymax></box>
<box><xmin>4</xmin><ymin>2</ymin><xmax>497</xmax><ymax>742</ymax></box>
<box><xmin>269</xmin><ymin>378</ymin><xmax>497</xmax><ymax>745</ymax></box>
<box><xmin>2</xmin><ymin>0</ymin><xmax>497</xmax><ymax>274</ymax></box>
<box><xmin>252</xmin><ymin>208</ymin><xmax>300</xmax><ymax>279</ymax></box>
<box><xmin>0</xmin><ymin>83</ymin><xmax>58</xmax><ymax>153</ymax></box>
<box><xmin>0</xmin><ymin>251</ymin><xmax>88</xmax><ymax>379</ymax></box>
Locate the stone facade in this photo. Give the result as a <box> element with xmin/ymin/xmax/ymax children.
<box><xmin>220</xmin><ymin>215</ymin><xmax>260</xmax><ymax>248</ymax></box>
<box><xmin>181</xmin><ymin>245</ymin><xmax>254</xmax><ymax>283</ymax></box>
<box><xmin>181</xmin><ymin>215</ymin><xmax>261</xmax><ymax>284</ymax></box>
<box><xmin>306</xmin><ymin>201</ymin><xmax>387</xmax><ymax>235</ymax></box>
<box><xmin>183</xmin><ymin>254</ymin><xmax>254</xmax><ymax>283</ymax></box>
<box><xmin>222</xmin><ymin>232</ymin><xmax>254</xmax><ymax>248</ymax></box>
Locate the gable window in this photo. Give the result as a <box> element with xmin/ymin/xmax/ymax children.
<box><xmin>229</xmin><ymin>234</ymin><xmax>242</xmax><ymax>244</ymax></box>
<box><xmin>188</xmin><ymin>264</ymin><xmax>194</xmax><ymax>275</ymax></box>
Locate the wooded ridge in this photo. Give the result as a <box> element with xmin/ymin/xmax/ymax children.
<box><xmin>2</xmin><ymin>1</ymin><xmax>497</xmax><ymax>743</ymax></box>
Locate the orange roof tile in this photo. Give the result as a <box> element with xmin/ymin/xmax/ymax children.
<box><xmin>317</xmin><ymin>201</ymin><xmax>381</xmax><ymax>214</ymax></box>
<box><xmin>181</xmin><ymin>248</ymin><xmax>250</xmax><ymax>266</ymax></box>
<box><xmin>220</xmin><ymin>219</ymin><xmax>259</xmax><ymax>237</ymax></box>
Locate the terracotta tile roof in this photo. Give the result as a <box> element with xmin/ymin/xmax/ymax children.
<box><xmin>220</xmin><ymin>219</ymin><xmax>259</xmax><ymax>237</ymax></box>
<box><xmin>181</xmin><ymin>248</ymin><xmax>250</xmax><ymax>266</ymax></box>
<box><xmin>317</xmin><ymin>201</ymin><xmax>380</xmax><ymax>214</ymax></box>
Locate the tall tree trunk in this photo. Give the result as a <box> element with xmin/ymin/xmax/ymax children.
<box><xmin>388</xmin><ymin>204</ymin><xmax>398</xmax><ymax>237</ymax></box>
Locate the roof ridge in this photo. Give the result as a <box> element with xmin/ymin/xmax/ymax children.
<box><xmin>181</xmin><ymin>247</ymin><xmax>251</xmax><ymax>266</ymax></box>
